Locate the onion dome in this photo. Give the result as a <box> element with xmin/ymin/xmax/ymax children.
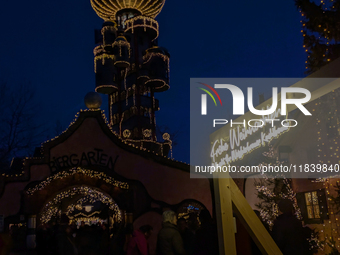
<box><xmin>91</xmin><ymin>0</ymin><xmax>166</xmax><ymax>20</ymax></box>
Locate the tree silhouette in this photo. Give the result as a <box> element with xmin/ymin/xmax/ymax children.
<box><xmin>295</xmin><ymin>0</ymin><xmax>340</xmax><ymax>73</ymax></box>
<box><xmin>0</xmin><ymin>81</ymin><xmax>45</xmax><ymax>171</ymax></box>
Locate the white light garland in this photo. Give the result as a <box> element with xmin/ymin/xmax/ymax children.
<box><xmin>26</xmin><ymin>167</ymin><xmax>129</xmax><ymax>196</ymax></box>
<box><xmin>40</xmin><ymin>186</ymin><xmax>121</xmax><ymax>224</ymax></box>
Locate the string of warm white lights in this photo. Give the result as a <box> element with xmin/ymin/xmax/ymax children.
<box><xmin>40</xmin><ymin>186</ymin><xmax>121</xmax><ymax>223</ymax></box>
<box><xmin>113</xmin><ymin>37</ymin><xmax>131</xmax><ymax>58</ymax></box>
<box><xmin>101</xmin><ymin>24</ymin><xmax>117</xmax><ymax>36</ymax></box>
<box><xmin>94</xmin><ymin>53</ymin><xmax>115</xmax><ymax>73</ymax></box>
<box><xmin>315</xmin><ymin>91</ymin><xmax>340</xmax><ymax>251</ymax></box>
<box><xmin>90</xmin><ymin>0</ymin><xmax>164</xmax><ymax>20</ymax></box>
<box><xmin>66</xmin><ymin>197</ymin><xmax>94</xmax><ymax>215</ymax></box>
<box><xmin>143</xmin><ymin>52</ymin><xmax>170</xmax><ymax>82</ymax></box>
<box><xmin>125</xmin><ymin>16</ymin><xmax>159</xmax><ymax>40</ymax></box>
<box><xmin>69</xmin><ymin>217</ymin><xmax>106</xmax><ymax>224</ymax></box>
<box><xmin>3</xmin><ymin>107</ymin><xmax>186</xmax><ymax>184</ymax></box>
<box><xmin>1</xmin><ymin>170</ymin><xmax>25</xmax><ymax>178</ymax></box>
<box><xmin>255</xmin><ymin>146</ymin><xmax>302</xmax><ymax>228</ymax></box>
<box><xmin>296</xmin><ymin>0</ymin><xmax>337</xmax><ymax>72</ymax></box>
<box><xmin>26</xmin><ymin>167</ymin><xmax>129</xmax><ymax>196</ymax></box>
<box><xmin>143</xmin><ymin>52</ymin><xmax>168</xmax><ymax>64</ymax></box>
<box><xmin>256</xmin><ymin>176</ymin><xmax>302</xmax><ymax>228</ymax></box>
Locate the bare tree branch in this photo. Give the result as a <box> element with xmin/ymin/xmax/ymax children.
<box><xmin>0</xmin><ymin>80</ymin><xmax>46</xmax><ymax>170</ymax></box>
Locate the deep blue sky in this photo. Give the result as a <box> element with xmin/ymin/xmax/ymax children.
<box><xmin>0</xmin><ymin>0</ymin><xmax>306</xmax><ymax>163</ymax></box>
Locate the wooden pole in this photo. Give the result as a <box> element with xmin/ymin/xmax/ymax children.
<box><xmin>214</xmin><ymin>176</ymin><xmax>282</xmax><ymax>255</ymax></box>
<box><xmin>214</xmin><ymin>176</ymin><xmax>237</xmax><ymax>255</ymax></box>
<box><xmin>229</xmin><ymin>179</ymin><xmax>282</xmax><ymax>255</ymax></box>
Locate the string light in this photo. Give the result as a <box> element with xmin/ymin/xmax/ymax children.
<box><xmin>101</xmin><ymin>24</ymin><xmax>117</xmax><ymax>36</ymax></box>
<box><xmin>297</xmin><ymin>0</ymin><xmax>339</xmax><ymax>72</ymax></box>
<box><xmin>26</xmin><ymin>167</ymin><xmax>129</xmax><ymax>196</ymax></box>
<box><xmin>125</xmin><ymin>16</ymin><xmax>159</xmax><ymax>40</ymax></box>
<box><xmin>255</xmin><ymin>147</ymin><xmax>302</xmax><ymax>228</ymax></box>
<box><xmin>94</xmin><ymin>53</ymin><xmax>115</xmax><ymax>73</ymax></box>
<box><xmin>112</xmin><ymin>36</ymin><xmax>131</xmax><ymax>58</ymax></box>
<box><xmin>313</xmin><ymin>88</ymin><xmax>340</xmax><ymax>252</ymax></box>
<box><xmin>40</xmin><ymin>185</ymin><xmax>122</xmax><ymax>224</ymax></box>
<box><xmin>3</xmin><ymin>106</ymin><xmax>185</xmax><ymax>187</ymax></box>
<box><xmin>90</xmin><ymin>0</ymin><xmax>165</xmax><ymax>20</ymax></box>
<box><xmin>142</xmin><ymin>49</ymin><xmax>170</xmax><ymax>91</ymax></box>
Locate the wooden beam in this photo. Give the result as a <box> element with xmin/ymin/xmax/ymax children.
<box><xmin>214</xmin><ymin>177</ymin><xmax>237</xmax><ymax>255</ymax></box>
<box><xmin>230</xmin><ymin>179</ymin><xmax>282</xmax><ymax>255</ymax></box>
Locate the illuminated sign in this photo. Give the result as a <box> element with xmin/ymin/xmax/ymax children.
<box><xmin>210</xmin><ymin>107</ymin><xmax>290</xmax><ymax>166</ymax></box>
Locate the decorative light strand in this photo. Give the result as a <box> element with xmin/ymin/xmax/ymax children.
<box><xmin>26</xmin><ymin>167</ymin><xmax>129</xmax><ymax>195</ymax></box>
<box><xmin>40</xmin><ymin>186</ymin><xmax>121</xmax><ymax>223</ymax></box>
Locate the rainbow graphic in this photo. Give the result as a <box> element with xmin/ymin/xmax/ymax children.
<box><xmin>198</xmin><ymin>82</ymin><xmax>222</xmax><ymax>106</ymax></box>
<box><xmin>198</xmin><ymin>82</ymin><xmax>222</xmax><ymax>115</ymax></box>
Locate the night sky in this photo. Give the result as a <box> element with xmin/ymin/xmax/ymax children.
<box><xmin>0</xmin><ymin>0</ymin><xmax>306</xmax><ymax>163</ymax></box>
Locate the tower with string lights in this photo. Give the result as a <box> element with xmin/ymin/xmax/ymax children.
<box><xmin>91</xmin><ymin>0</ymin><xmax>171</xmax><ymax>156</ymax></box>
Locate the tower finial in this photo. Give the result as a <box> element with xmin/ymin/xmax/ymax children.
<box><xmin>84</xmin><ymin>92</ymin><xmax>102</xmax><ymax>109</ymax></box>
<box><xmin>91</xmin><ymin>0</ymin><xmax>166</xmax><ymax>20</ymax></box>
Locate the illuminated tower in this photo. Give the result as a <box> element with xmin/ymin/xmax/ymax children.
<box><xmin>91</xmin><ymin>0</ymin><xmax>171</xmax><ymax>156</ymax></box>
